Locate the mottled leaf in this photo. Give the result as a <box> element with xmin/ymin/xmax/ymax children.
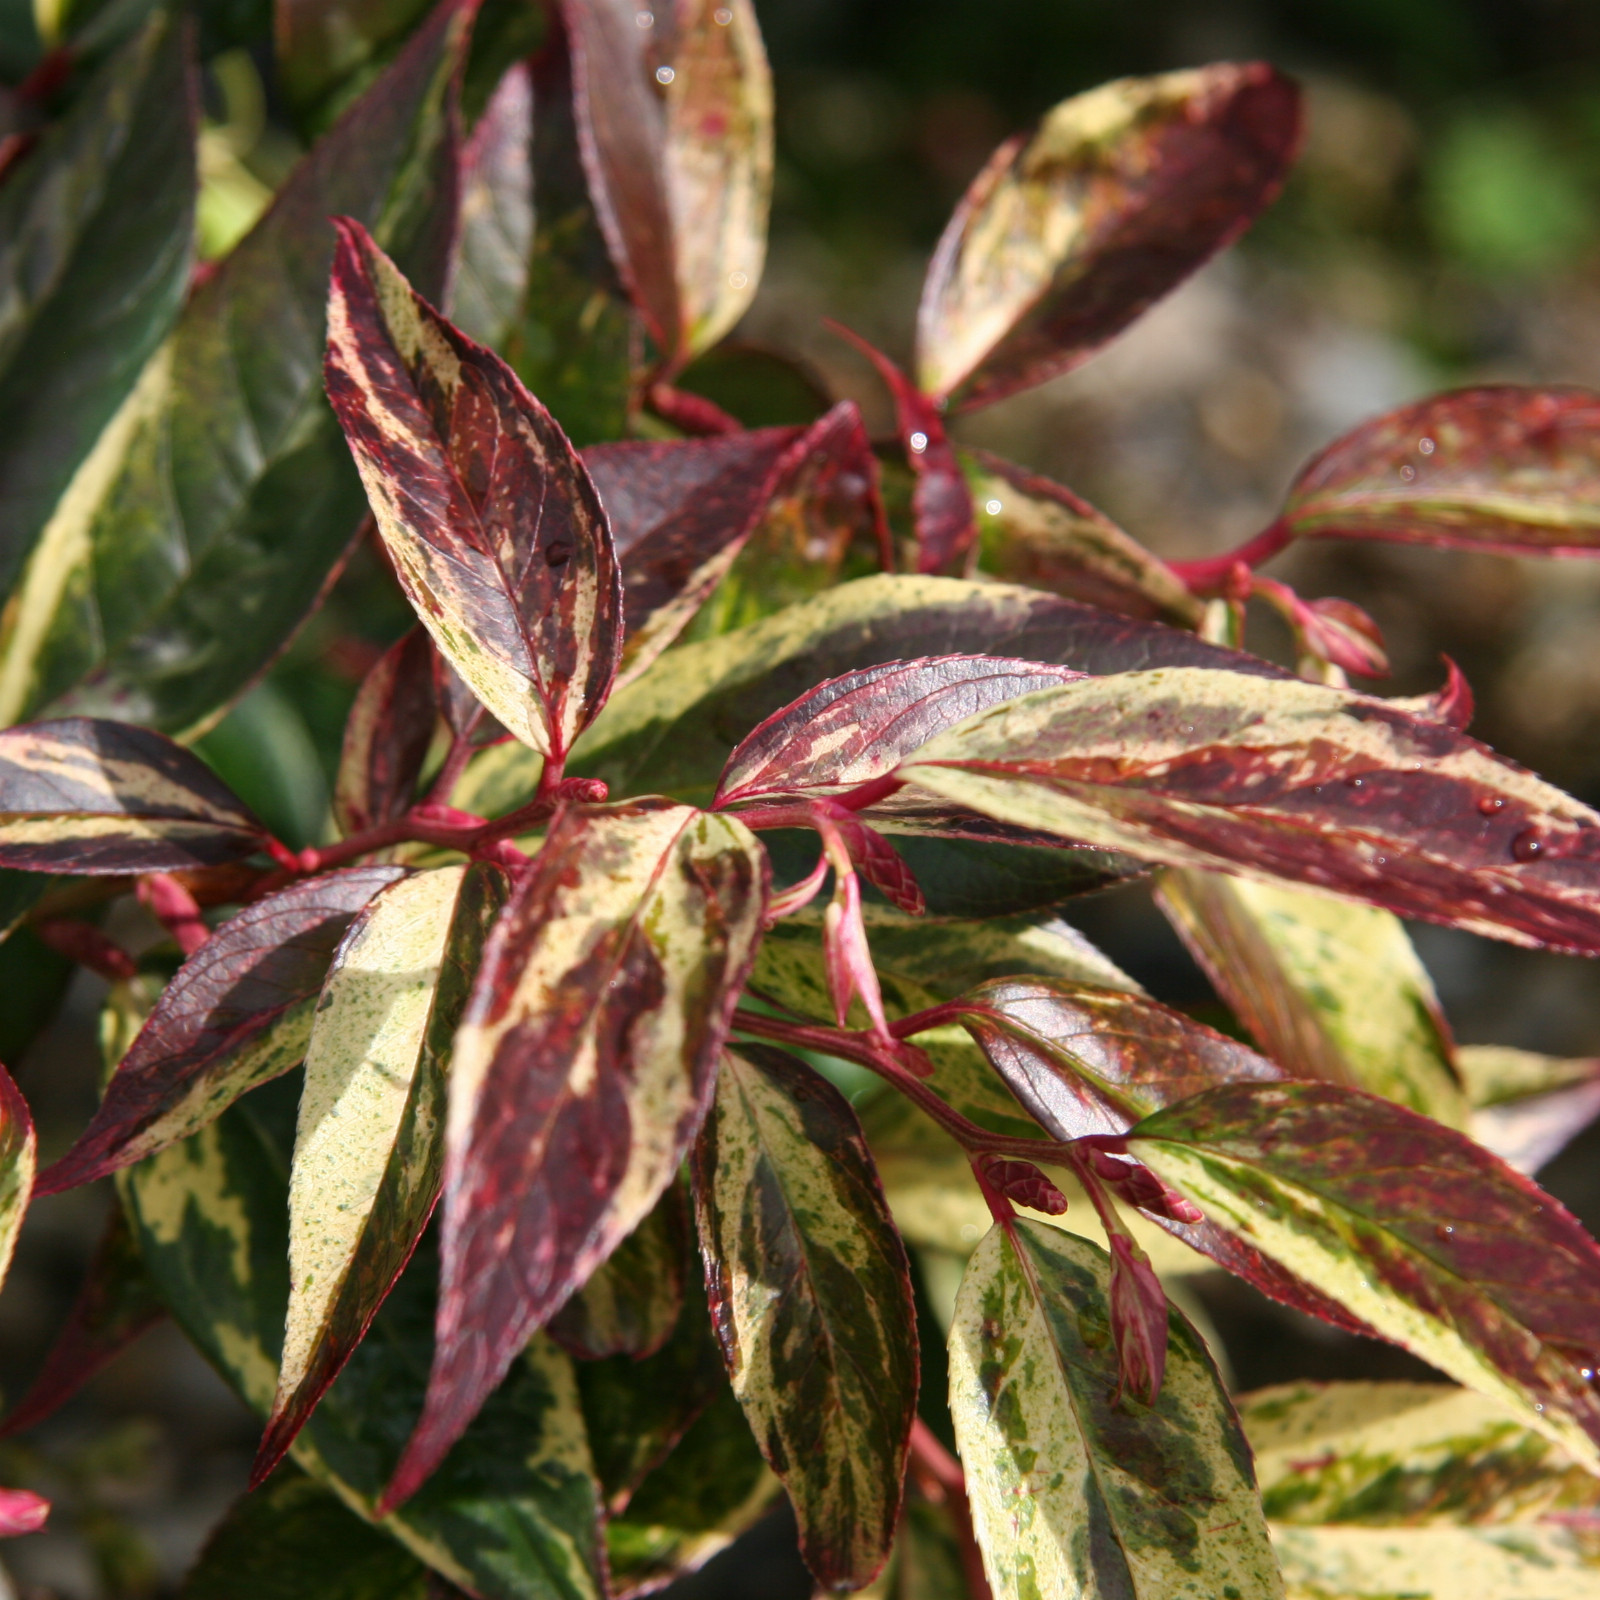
<box><xmin>917</xmin><ymin>63</ymin><xmax>1301</xmax><ymax>410</ymax></box>
<box><xmin>1280</xmin><ymin>386</ymin><xmax>1600</xmax><ymax>557</ymax></box>
<box><xmin>1240</xmin><ymin>1380</ymin><xmax>1600</xmax><ymax>1526</ymax></box>
<box><xmin>39</xmin><ymin>866</ymin><xmax>403</xmax><ymax>1195</ymax></box>
<box><xmin>257</xmin><ymin>862</ymin><xmax>509</xmax><ymax>1481</ymax></box>
<box><xmin>274</xmin><ymin>0</ymin><xmax>435</xmax><ymax>125</ymax></box>
<box><xmin>0</xmin><ymin>1066</ymin><xmax>33</xmax><ymax>1295</ymax></box>
<box><xmin>0</xmin><ymin>717</ymin><xmax>264</xmax><ymax>873</ymax></box>
<box><xmin>1130</xmin><ymin>1081</ymin><xmax>1600</xmax><ymax>1472</ymax></box>
<box><xmin>693</xmin><ymin>1043</ymin><xmax>917</xmax><ymax>1589</ymax></box>
<box><xmin>901</xmin><ymin>665</ymin><xmax>1600</xmax><ymax>955</ymax></box>
<box><xmin>949</xmin><ymin>1219</ymin><xmax>1282</xmax><ymax>1600</ymax></box>
<box><xmin>327</xmin><ymin>219</ymin><xmax>623</xmax><ymax>759</ymax></box>
<box><xmin>1458</xmin><ymin>1045</ymin><xmax>1600</xmax><ymax>1108</ymax></box>
<box><xmin>970</xmin><ymin>450</ymin><xmax>1202</xmax><ymax>627</ymax></box>
<box><xmin>1156</xmin><ymin>869</ymin><xmax>1467</xmax><ymax>1125</ymax></box>
<box><xmin>334</xmin><ymin>628</ymin><xmax>438</xmax><ymax>836</ymax></box>
<box><xmin>0</xmin><ymin>3</ymin><xmax>467</xmax><ymax>734</ymax></box>
<box><xmin>0</xmin><ymin>12</ymin><xmax>195</xmax><ymax>600</ymax></box>
<box><xmin>386</xmin><ymin>801</ymin><xmax>767</xmax><ymax>1509</ymax></box>
<box><xmin>565</xmin><ymin>0</ymin><xmax>772</xmax><ymax>364</ymax></box>
<box><xmin>0</xmin><ymin>1206</ymin><xmax>163</xmax><ymax>1437</ymax></box>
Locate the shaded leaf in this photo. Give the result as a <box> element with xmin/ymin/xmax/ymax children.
<box><xmin>1472</xmin><ymin>1076</ymin><xmax>1600</xmax><ymax>1178</ymax></box>
<box><xmin>257</xmin><ymin>862</ymin><xmax>509</xmax><ymax>1481</ymax></box>
<box><xmin>39</xmin><ymin>866</ymin><xmax>404</xmax><ymax>1195</ymax></box>
<box><xmin>327</xmin><ymin>218</ymin><xmax>623</xmax><ymax>759</ymax></box>
<box><xmin>0</xmin><ymin>11</ymin><xmax>195</xmax><ymax>600</ymax></box>
<box><xmin>386</xmin><ymin>801</ymin><xmax>767</xmax><ymax>1509</ymax></box>
<box><xmin>1155</xmin><ymin>870</ymin><xmax>1467</xmax><ymax>1126</ymax></box>
<box><xmin>274</xmin><ymin>0</ymin><xmax>435</xmax><ymax>126</ymax></box>
<box><xmin>949</xmin><ymin>1219</ymin><xmax>1282</xmax><ymax>1600</ymax></box>
<box><xmin>1129</xmin><ymin>1081</ymin><xmax>1600</xmax><ymax>1472</ymax></box>
<box><xmin>0</xmin><ymin>1065</ymin><xmax>33</xmax><ymax>1293</ymax></box>
<box><xmin>694</xmin><ymin>1043</ymin><xmax>917</xmax><ymax>1589</ymax></box>
<box><xmin>0</xmin><ymin>1206</ymin><xmax>164</xmax><ymax>1437</ymax></box>
<box><xmin>333</xmin><ymin>628</ymin><xmax>438</xmax><ymax>836</ymax></box>
<box><xmin>0</xmin><ymin>717</ymin><xmax>264</xmax><ymax>873</ymax></box>
<box><xmin>970</xmin><ymin>450</ymin><xmax>1202</xmax><ymax>627</ymax></box>
<box><xmin>0</xmin><ymin>1</ymin><xmax>467</xmax><ymax>735</ymax></box>
<box><xmin>1280</xmin><ymin>386</ymin><xmax>1600</xmax><ymax>557</ymax></box>
<box><xmin>564</xmin><ymin>0</ymin><xmax>772</xmax><ymax>365</ymax></box>
<box><xmin>901</xmin><ymin>665</ymin><xmax>1600</xmax><ymax>955</ymax></box>
<box><xmin>917</xmin><ymin>63</ymin><xmax>1301</xmax><ymax>410</ymax></box>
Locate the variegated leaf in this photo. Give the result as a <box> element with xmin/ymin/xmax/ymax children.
<box><xmin>1461</xmin><ymin>1046</ymin><xmax>1600</xmax><ymax>1175</ymax></box>
<box><xmin>257</xmin><ymin>862</ymin><xmax>509</xmax><ymax>1481</ymax></box>
<box><xmin>917</xmin><ymin>64</ymin><xmax>1301</xmax><ymax>409</ymax></box>
<box><xmin>386</xmin><ymin>801</ymin><xmax>767</xmax><ymax>1509</ymax></box>
<box><xmin>564</xmin><ymin>0</ymin><xmax>772</xmax><ymax>364</ymax></box>
<box><xmin>950</xmin><ymin>1220</ymin><xmax>1282</xmax><ymax>1600</ymax></box>
<box><xmin>693</xmin><ymin>1044</ymin><xmax>917</xmax><ymax>1590</ymax></box>
<box><xmin>0</xmin><ymin>1066</ymin><xmax>33</xmax><ymax>1296</ymax></box>
<box><xmin>900</xmin><ymin>666</ymin><xmax>1600</xmax><ymax>955</ymax></box>
<box><xmin>326</xmin><ymin>219</ymin><xmax>623</xmax><ymax>759</ymax></box>
<box><xmin>1459</xmin><ymin>1045</ymin><xmax>1600</xmax><ymax>1108</ymax></box>
<box><xmin>0</xmin><ymin>717</ymin><xmax>264</xmax><ymax>873</ymax></box>
<box><xmin>1279</xmin><ymin>386</ymin><xmax>1600</xmax><ymax>557</ymax></box>
<box><xmin>1240</xmin><ymin>1380</ymin><xmax>1600</xmax><ymax>1526</ymax></box>
<box><xmin>1156</xmin><ymin>870</ymin><xmax>1467</xmax><ymax>1126</ymax></box>
<box><xmin>333</xmin><ymin>628</ymin><xmax>438</xmax><ymax>837</ymax></box>
<box><xmin>1129</xmin><ymin>1082</ymin><xmax>1600</xmax><ymax>1472</ymax></box>
<box><xmin>39</xmin><ymin>866</ymin><xmax>404</xmax><ymax>1195</ymax></box>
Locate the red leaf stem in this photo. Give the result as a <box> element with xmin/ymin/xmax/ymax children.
<box><xmin>646</xmin><ymin>383</ymin><xmax>743</xmax><ymax>436</ymax></box>
<box><xmin>33</xmin><ymin>921</ymin><xmax>137</xmax><ymax>982</ymax></box>
<box><xmin>1166</xmin><ymin>518</ymin><xmax>1292</xmax><ymax>592</ymax></box>
<box><xmin>137</xmin><ymin>874</ymin><xmax>209</xmax><ymax>955</ymax></box>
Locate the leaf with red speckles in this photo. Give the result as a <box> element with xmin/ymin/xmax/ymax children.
<box><xmin>325</xmin><ymin>220</ymin><xmax>623</xmax><ymax>760</ymax></box>
<box><xmin>917</xmin><ymin>63</ymin><xmax>1302</xmax><ymax>411</ymax></box>
<box><xmin>1130</xmin><ymin>1080</ymin><xmax>1600</xmax><ymax>1474</ymax></box>
<box><xmin>899</xmin><ymin>665</ymin><xmax>1600</xmax><ymax>955</ymax></box>
<box><xmin>333</xmin><ymin>628</ymin><xmax>438</xmax><ymax>837</ymax></box>
<box><xmin>384</xmin><ymin>801</ymin><xmax>767</xmax><ymax>1510</ymax></box>
<box><xmin>0</xmin><ymin>718</ymin><xmax>265</xmax><ymax>874</ymax></box>
<box><xmin>1279</xmin><ymin>386</ymin><xmax>1600</xmax><ymax>557</ymax></box>
<box><xmin>564</xmin><ymin>0</ymin><xmax>771</xmax><ymax>366</ymax></box>
<box><xmin>969</xmin><ymin>450</ymin><xmax>1203</xmax><ymax>627</ymax></box>
<box><xmin>37</xmin><ymin>866</ymin><xmax>404</xmax><ymax>1196</ymax></box>
<box><xmin>0</xmin><ymin>1207</ymin><xmax>163</xmax><ymax>1438</ymax></box>
<box><xmin>693</xmin><ymin>1043</ymin><xmax>916</xmax><ymax>1591</ymax></box>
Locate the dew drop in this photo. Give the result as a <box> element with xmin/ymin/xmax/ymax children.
<box><xmin>728</xmin><ymin>269</ymin><xmax>748</xmax><ymax>290</ymax></box>
<box><xmin>908</xmin><ymin>430</ymin><xmax>929</xmax><ymax>454</ymax></box>
<box><xmin>655</xmin><ymin>64</ymin><xmax>675</xmax><ymax>84</ymax></box>
<box><xmin>1400</xmin><ymin>464</ymin><xmax>1416</xmax><ymax>482</ymax></box>
<box><xmin>1478</xmin><ymin>795</ymin><xmax>1505</xmax><ymax>815</ymax></box>
<box><xmin>985</xmin><ymin>498</ymin><xmax>1004</xmax><ymax>515</ymax></box>
<box><xmin>1511</xmin><ymin>828</ymin><xmax>1545</xmax><ymax>862</ymax></box>
<box><xmin>1373</xmin><ymin>855</ymin><xmax>1388</xmax><ymax>867</ymax></box>
<box><xmin>1584</xmin><ymin>1368</ymin><xmax>1596</xmax><ymax>1381</ymax></box>
<box><xmin>1536</xmin><ymin>1403</ymin><xmax>1546</xmax><ymax>1412</ymax></box>
<box><xmin>544</xmin><ymin>540</ymin><xmax>572</xmax><ymax>568</ymax></box>
<box><xmin>1346</xmin><ymin>775</ymin><xmax>1365</xmax><ymax>790</ymax></box>
<box><xmin>635</xmin><ymin>7</ymin><xmax>653</xmax><ymax>24</ymax></box>
<box><xmin>1436</xmin><ymin>1223</ymin><xmax>1455</xmax><ymax>1238</ymax></box>
<box><xmin>1418</xmin><ymin>436</ymin><xmax>1436</xmax><ymax>455</ymax></box>
<box><xmin>713</xmin><ymin>4</ymin><xmax>733</xmax><ymax>19</ymax></box>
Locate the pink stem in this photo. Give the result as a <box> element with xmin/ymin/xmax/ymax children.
<box><xmin>1166</xmin><ymin>517</ymin><xmax>1292</xmax><ymax>594</ymax></box>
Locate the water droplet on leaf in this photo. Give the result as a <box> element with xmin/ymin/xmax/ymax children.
<box><xmin>544</xmin><ymin>541</ymin><xmax>572</xmax><ymax>568</ymax></box>
<box><xmin>984</xmin><ymin>498</ymin><xmax>1003</xmax><ymax>515</ymax></box>
<box><xmin>1418</xmin><ymin>436</ymin><xmax>1436</xmax><ymax>455</ymax></box>
<box><xmin>635</xmin><ymin>8</ymin><xmax>653</xmax><ymax>24</ymax></box>
<box><xmin>713</xmin><ymin>4</ymin><xmax>733</xmax><ymax>20</ymax></box>
<box><xmin>1479</xmin><ymin>795</ymin><xmax>1505</xmax><ymax>815</ymax></box>
<box><xmin>1346</xmin><ymin>775</ymin><xmax>1364</xmax><ymax>789</ymax></box>
<box><xmin>728</xmin><ymin>270</ymin><xmax>748</xmax><ymax>289</ymax></box>
<box><xmin>655</xmin><ymin>64</ymin><xmax>675</xmax><ymax>84</ymax></box>
<box><xmin>1511</xmin><ymin>828</ymin><xmax>1545</xmax><ymax>862</ymax></box>
<box><xmin>1400</xmin><ymin>464</ymin><xmax>1416</xmax><ymax>482</ymax></box>
<box><xmin>908</xmin><ymin>431</ymin><xmax>929</xmax><ymax>453</ymax></box>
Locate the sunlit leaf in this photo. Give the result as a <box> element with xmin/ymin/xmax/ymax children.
<box><xmin>1130</xmin><ymin>1081</ymin><xmax>1600</xmax><ymax>1472</ymax></box>
<box><xmin>333</xmin><ymin>628</ymin><xmax>438</xmax><ymax>837</ymax></box>
<box><xmin>949</xmin><ymin>1219</ymin><xmax>1282</xmax><ymax>1600</ymax></box>
<box><xmin>694</xmin><ymin>1044</ymin><xmax>917</xmax><ymax>1589</ymax></box>
<box><xmin>386</xmin><ymin>801</ymin><xmax>767</xmax><ymax>1509</ymax></box>
<box><xmin>39</xmin><ymin>866</ymin><xmax>404</xmax><ymax>1195</ymax></box>
<box><xmin>1156</xmin><ymin>870</ymin><xmax>1467</xmax><ymax>1126</ymax></box>
<box><xmin>917</xmin><ymin>63</ymin><xmax>1301</xmax><ymax>409</ymax></box>
<box><xmin>900</xmin><ymin>665</ymin><xmax>1600</xmax><ymax>955</ymax></box>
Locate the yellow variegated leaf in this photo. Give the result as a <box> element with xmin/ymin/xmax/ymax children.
<box><xmin>1458</xmin><ymin>1045</ymin><xmax>1600</xmax><ymax>1108</ymax></box>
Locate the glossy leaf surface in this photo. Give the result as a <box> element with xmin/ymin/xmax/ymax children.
<box><xmin>949</xmin><ymin>1220</ymin><xmax>1282</xmax><ymax>1600</ymax></box>
<box><xmin>333</xmin><ymin>628</ymin><xmax>437</xmax><ymax>836</ymax></box>
<box><xmin>1156</xmin><ymin>870</ymin><xmax>1467</xmax><ymax>1126</ymax></box>
<box><xmin>917</xmin><ymin>63</ymin><xmax>1301</xmax><ymax>409</ymax></box>
<box><xmin>694</xmin><ymin>1044</ymin><xmax>917</xmax><ymax>1589</ymax></box>
<box><xmin>389</xmin><ymin>802</ymin><xmax>767</xmax><ymax>1508</ymax></box>
<box><xmin>565</xmin><ymin>0</ymin><xmax>772</xmax><ymax>363</ymax></box>
<box><xmin>0</xmin><ymin>3</ymin><xmax>467</xmax><ymax>734</ymax></box>
<box><xmin>259</xmin><ymin>862</ymin><xmax>508</xmax><ymax>1480</ymax></box>
<box><xmin>327</xmin><ymin>219</ymin><xmax>623</xmax><ymax>759</ymax></box>
<box><xmin>1281</xmin><ymin>386</ymin><xmax>1600</xmax><ymax>557</ymax></box>
<box><xmin>901</xmin><ymin>665</ymin><xmax>1600</xmax><ymax>955</ymax></box>
<box><xmin>0</xmin><ymin>12</ymin><xmax>195</xmax><ymax>600</ymax></box>
<box><xmin>39</xmin><ymin>866</ymin><xmax>404</xmax><ymax>1195</ymax></box>
<box><xmin>1130</xmin><ymin>1081</ymin><xmax>1600</xmax><ymax>1471</ymax></box>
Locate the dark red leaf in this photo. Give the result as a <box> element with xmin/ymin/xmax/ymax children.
<box><xmin>37</xmin><ymin>865</ymin><xmax>404</xmax><ymax>1195</ymax></box>
<box><xmin>976</xmin><ymin>1155</ymin><xmax>1067</xmax><ymax>1215</ymax></box>
<box><xmin>333</xmin><ymin>627</ymin><xmax>438</xmax><ymax>836</ymax></box>
<box><xmin>821</xmin><ymin>808</ymin><xmax>925</xmax><ymax>917</ymax></box>
<box><xmin>1106</xmin><ymin>1230</ymin><xmax>1167</xmax><ymax>1405</ymax></box>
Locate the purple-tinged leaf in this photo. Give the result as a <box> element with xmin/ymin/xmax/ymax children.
<box><xmin>37</xmin><ymin>866</ymin><xmax>404</xmax><ymax>1196</ymax></box>
<box><xmin>564</xmin><ymin>0</ymin><xmax>772</xmax><ymax>366</ymax></box>
<box><xmin>333</xmin><ymin>628</ymin><xmax>438</xmax><ymax>837</ymax></box>
<box><xmin>975</xmin><ymin>1154</ymin><xmax>1067</xmax><ymax>1215</ymax></box>
<box><xmin>1132</xmin><ymin>1082</ymin><xmax>1600</xmax><ymax>1470</ymax></box>
<box><xmin>900</xmin><ymin>665</ymin><xmax>1600</xmax><ymax>955</ymax></box>
<box><xmin>1106</xmin><ymin>1229</ymin><xmax>1168</xmax><ymax>1405</ymax></box>
<box><xmin>1280</xmin><ymin>386</ymin><xmax>1600</xmax><ymax>557</ymax></box>
<box><xmin>917</xmin><ymin>63</ymin><xmax>1302</xmax><ymax>410</ymax></box>
<box><xmin>694</xmin><ymin>1044</ymin><xmax>917</xmax><ymax>1591</ymax></box>
<box><xmin>1474</xmin><ymin>1077</ymin><xmax>1600</xmax><ymax>1178</ymax></box>
<box><xmin>823</xmin><ymin>809</ymin><xmax>924</xmax><ymax>917</ymax></box>
<box><xmin>0</xmin><ymin>1208</ymin><xmax>163</xmax><ymax>1438</ymax></box>
<box><xmin>822</xmin><ymin>867</ymin><xmax>888</xmax><ymax>1035</ymax></box>
<box><xmin>969</xmin><ymin>450</ymin><xmax>1202</xmax><ymax>627</ymax></box>
<box><xmin>0</xmin><ymin>1489</ymin><xmax>47</xmax><ymax>1537</ymax></box>
<box><xmin>0</xmin><ymin>718</ymin><xmax>264</xmax><ymax>874</ymax></box>
<box><xmin>326</xmin><ymin>219</ymin><xmax>624</xmax><ymax>760</ymax></box>
<box><xmin>1392</xmin><ymin>657</ymin><xmax>1474</xmax><ymax>732</ymax></box>
<box><xmin>384</xmin><ymin>801</ymin><xmax>767</xmax><ymax>1510</ymax></box>
<box><xmin>0</xmin><ymin>1067</ymin><xmax>33</xmax><ymax>1301</ymax></box>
